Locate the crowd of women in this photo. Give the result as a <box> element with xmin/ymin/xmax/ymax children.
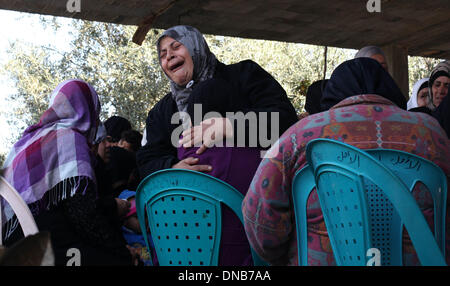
<box><xmin>1</xmin><ymin>25</ymin><xmax>449</xmax><ymax>266</ymax></box>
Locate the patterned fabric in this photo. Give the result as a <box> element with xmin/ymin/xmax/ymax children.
<box><xmin>156</xmin><ymin>25</ymin><xmax>218</xmax><ymax>114</ymax></box>
<box><xmin>118</xmin><ymin>190</ymin><xmax>155</xmax><ymax>266</ymax></box>
<box><xmin>122</xmin><ymin>227</ymin><xmax>154</xmax><ymax>266</ymax></box>
<box><xmin>1</xmin><ymin>79</ymin><xmax>100</xmax><ymax>239</ymax></box>
<box><xmin>242</xmin><ymin>94</ymin><xmax>450</xmax><ymax>266</ymax></box>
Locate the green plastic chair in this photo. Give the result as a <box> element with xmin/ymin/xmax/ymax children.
<box><xmin>292</xmin><ymin>139</ymin><xmax>447</xmax><ymax>266</ymax></box>
<box><xmin>135</xmin><ymin>169</ymin><xmax>267</xmax><ymax>266</ymax></box>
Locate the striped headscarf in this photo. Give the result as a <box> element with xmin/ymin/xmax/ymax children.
<box><xmin>1</xmin><ymin>79</ymin><xmax>100</xmax><ymax>238</ymax></box>
<box><xmin>156</xmin><ymin>25</ymin><xmax>218</xmax><ymax>114</ymax></box>
<box><xmin>428</xmin><ymin>60</ymin><xmax>450</xmax><ymax>109</ymax></box>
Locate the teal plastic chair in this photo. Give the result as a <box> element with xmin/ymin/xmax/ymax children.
<box><xmin>365</xmin><ymin>148</ymin><xmax>447</xmax><ymax>255</ymax></box>
<box><xmin>292</xmin><ymin>139</ymin><xmax>447</xmax><ymax>266</ymax></box>
<box><xmin>292</xmin><ymin>165</ymin><xmax>315</xmax><ymax>266</ymax></box>
<box><xmin>135</xmin><ymin>169</ymin><xmax>267</xmax><ymax>266</ymax></box>
<box><xmin>293</xmin><ymin>152</ymin><xmax>447</xmax><ymax>266</ymax></box>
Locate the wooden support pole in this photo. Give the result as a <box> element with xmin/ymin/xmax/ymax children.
<box><xmin>381</xmin><ymin>44</ymin><xmax>409</xmax><ymax>99</ymax></box>
<box><xmin>132</xmin><ymin>0</ymin><xmax>178</xmax><ymax>46</ymax></box>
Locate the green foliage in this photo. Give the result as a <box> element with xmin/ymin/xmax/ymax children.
<box><xmin>0</xmin><ymin>16</ymin><xmax>444</xmax><ymax>156</ymax></box>
<box><xmin>1</xmin><ymin>17</ymin><xmax>353</xmax><ymax>149</ymax></box>
<box><xmin>408</xmin><ymin>56</ymin><xmax>442</xmax><ymax>92</ymax></box>
<box><xmin>1</xmin><ymin>19</ymin><xmax>169</xmax><ymax>139</ymax></box>
<box><xmin>62</xmin><ymin>22</ymin><xmax>169</xmax><ymax>130</ymax></box>
<box><xmin>206</xmin><ymin>35</ymin><xmax>354</xmax><ymax>112</ymax></box>
<box><xmin>3</xmin><ymin>42</ymin><xmax>63</xmax><ymax>129</ymax></box>
<box><xmin>0</xmin><ymin>152</ymin><xmax>5</xmax><ymax>167</ymax></box>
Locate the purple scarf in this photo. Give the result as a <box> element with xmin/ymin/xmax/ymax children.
<box><xmin>1</xmin><ymin>79</ymin><xmax>100</xmax><ymax>238</ymax></box>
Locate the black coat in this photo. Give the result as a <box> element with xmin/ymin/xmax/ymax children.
<box><xmin>4</xmin><ymin>177</ymin><xmax>132</xmax><ymax>266</ymax></box>
<box><xmin>137</xmin><ymin>60</ymin><xmax>298</xmax><ymax>179</ymax></box>
<box><xmin>432</xmin><ymin>91</ymin><xmax>450</xmax><ymax>138</ymax></box>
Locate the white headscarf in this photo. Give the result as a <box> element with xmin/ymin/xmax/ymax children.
<box><xmin>407</xmin><ymin>78</ymin><xmax>429</xmax><ymax>110</ymax></box>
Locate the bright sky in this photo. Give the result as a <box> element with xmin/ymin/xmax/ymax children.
<box><xmin>0</xmin><ymin>9</ymin><xmax>73</xmax><ymax>155</ymax></box>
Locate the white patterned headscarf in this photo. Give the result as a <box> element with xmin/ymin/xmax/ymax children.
<box><xmin>407</xmin><ymin>78</ymin><xmax>429</xmax><ymax>110</ymax></box>
<box><xmin>157</xmin><ymin>25</ymin><xmax>218</xmax><ymax>114</ymax></box>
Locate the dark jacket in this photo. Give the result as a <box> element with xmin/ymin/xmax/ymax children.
<box><xmin>4</xmin><ymin>177</ymin><xmax>132</xmax><ymax>266</ymax></box>
<box><xmin>137</xmin><ymin>60</ymin><xmax>298</xmax><ymax>178</ymax></box>
<box><xmin>432</xmin><ymin>91</ymin><xmax>450</xmax><ymax>138</ymax></box>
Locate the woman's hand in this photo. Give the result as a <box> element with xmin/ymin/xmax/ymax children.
<box><xmin>179</xmin><ymin>117</ymin><xmax>233</xmax><ymax>155</ymax></box>
<box><xmin>171</xmin><ymin>157</ymin><xmax>212</xmax><ymax>172</ymax></box>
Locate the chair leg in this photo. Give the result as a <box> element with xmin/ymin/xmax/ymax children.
<box><xmin>0</xmin><ymin>177</ymin><xmax>39</xmax><ymax>237</ymax></box>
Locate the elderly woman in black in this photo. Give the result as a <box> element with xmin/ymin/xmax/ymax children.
<box><xmin>136</xmin><ymin>25</ymin><xmax>298</xmax><ymax>266</ymax></box>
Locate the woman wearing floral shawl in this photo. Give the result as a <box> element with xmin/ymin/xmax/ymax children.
<box><xmin>2</xmin><ymin>79</ymin><xmax>132</xmax><ymax>266</ymax></box>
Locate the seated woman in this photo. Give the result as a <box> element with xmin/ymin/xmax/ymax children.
<box><xmin>1</xmin><ymin>80</ymin><xmax>133</xmax><ymax>266</ymax></box>
<box><xmin>137</xmin><ymin>25</ymin><xmax>298</xmax><ymax>265</ymax></box>
<box><xmin>242</xmin><ymin>58</ymin><xmax>450</xmax><ymax>265</ymax></box>
<box><xmin>407</xmin><ymin>78</ymin><xmax>430</xmax><ymax>111</ymax></box>
<box><xmin>428</xmin><ymin>60</ymin><xmax>449</xmax><ymax>110</ymax></box>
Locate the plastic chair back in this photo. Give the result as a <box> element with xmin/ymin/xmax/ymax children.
<box><xmin>0</xmin><ymin>176</ymin><xmax>39</xmax><ymax>245</ymax></box>
<box><xmin>292</xmin><ymin>139</ymin><xmax>446</xmax><ymax>266</ymax></box>
<box><xmin>366</xmin><ymin>149</ymin><xmax>447</xmax><ymax>254</ymax></box>
<box><xmin>135</xmin><ymin>169</ymin><xmax>267</xmax><ymax>266</ymax></box>
<box><xmin>292</xmin><ymin>165</ymin><xmax>315</xmax><ymax>266</ymax></box>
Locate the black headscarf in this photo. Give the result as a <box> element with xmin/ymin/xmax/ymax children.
<box><xmin>305</xmin><ymin>80</ymin><xmax>329</xmax><ymax>114</ymax></box>
<box><xmin>106</xmin><ymin>146</ymin><xmax>137</xmax><ymax>196</ymax></box>
<box><xmin>321</xmin><ymin>58</ymin><xmax>406</xmax><ymax>111</ymax></box>
<box><xmin>104</xmin><ymin>116</ymin><xmax>132</xmax><ymax>142</ymax></box>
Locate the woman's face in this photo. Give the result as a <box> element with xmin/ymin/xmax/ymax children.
<box><xmin>416</xmin><ymin>88</ymin><xmax>429</xmax><ymax>107</ymax></box>
<box><xmin>431</xmin><ymin>76</ymin><xmax>450</xmax><ymax>107</ymax></box>
<box><xmin>159</xmin><ymin>36</ymin><xmax>194</xmax><ymax>86</ymax></box>
<box><xmin>370</xmin><ymin>54</ymin><xmax>388</xmax><ymax>72</ymax></box>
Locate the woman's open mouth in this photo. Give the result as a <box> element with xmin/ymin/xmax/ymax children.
<box><xmin>170</xmin><ymin>60</ymin><xmax>184</xmax><ymax>72</ymax></box>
